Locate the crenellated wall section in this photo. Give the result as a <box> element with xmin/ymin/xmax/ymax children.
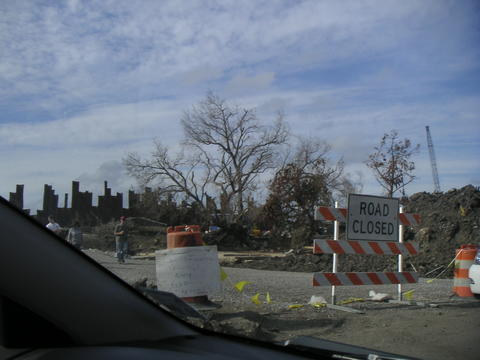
<box><xmin>7</xmin><ymin>181</ymin><xmax>135</xmax><ymax>227</ymax></box>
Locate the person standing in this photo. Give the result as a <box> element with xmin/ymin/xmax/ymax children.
<box><xmin>66</xmin><ymin>221</ymin><xmax>83</xmax><ymax>249</ymax></box>
<box><xmin>114</xmin><ymin>216</ymin><xmax>128</xmax><ymax>263</ymax></box>
<box><xmin>46</xmin><ymin>215</ymin><xmax>62</xmax><ymax>235</ymax></box>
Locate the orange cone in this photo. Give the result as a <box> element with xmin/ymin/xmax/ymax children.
<box><xmin>453</xmin><ymin>244</ymin><xmax>477</xmax><ymax>297</ymax></box>
<box><xmin>166</xmin><ymin>225</ymin><xmax>220</xmax><ymax>309</ymax></box>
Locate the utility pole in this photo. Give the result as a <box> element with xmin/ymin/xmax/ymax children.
<box><xmin>425</xmin><ymin>126</ymin><xmax>441</xmax><ymax>193</ymax></box>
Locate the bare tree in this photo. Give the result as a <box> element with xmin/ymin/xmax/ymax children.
<box><xmin>181</xmin><ymin>93</ymin><xmax>288</xmax><ymax>217</ymax></box>
<box><xmin>366</xmin><ymin>130</ymin><xmax>420</xmax><ymax>197</ymax></box>
<box><xmin>124</xmin><ymin>141</ymin><xmax>211</xmax><ymax>209</ymax></box>
<box><xmin>125</xmin><ymin>93</ymin><xmax>288</xmax><ymax>221</ymax></box>
<box><xmin>334</xmin><ymin>171</ymin><xmax>364</xmax><ymax>206</ymax></box>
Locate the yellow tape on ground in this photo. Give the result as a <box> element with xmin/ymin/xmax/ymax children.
<box><xmin>220</xmin><ymin>267</ymin><xmax>228</xmax><ymax>281</ymax></box>
<box><xmin>288</xmin><ymin>304</ymin><xmax>304</xmax><ymax>309</ymax></box>
<box><xmin>403</xmin><ymin>290</ymin><xmax>415</xmax><ymax>300</ymax></box>
<box><xmin>397</xmin><ymin>253</ymin><xmax>460</xmax><ymax>301</ymax></box>
<box><xmin>311</xmin><ymin>303</ymin><xmax>326</xmax><ymax>308</ymax></box>
<box><xmin>220</xmin><ymin>268</ymin><xmax>272</xmax><ymax>306</ymax></box>
<box><xmin>251</xmin><ymin>293</ymin><xmax>261</xmax><ymax>305</ymax></box>
<box><xmin>338</xmin><ymin>297</ymin><xmax>364</xmax><ymax>305</ymax></box>
<box><xmin>234</xmin><ymin>281</ymin><xmax>251</xmax><ymax>292</ymax></box>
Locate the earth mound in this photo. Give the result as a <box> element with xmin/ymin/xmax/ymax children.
<box><xmin>224</xmin><ymin>185</ymin><xmax>480</xmax><ymax>277</ymax></box>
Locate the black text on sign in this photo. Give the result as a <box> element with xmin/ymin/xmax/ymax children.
<box><xmin>347</xmin><ymin>194</ymin><xmax>399</xmax><ymax>241</ymax></box>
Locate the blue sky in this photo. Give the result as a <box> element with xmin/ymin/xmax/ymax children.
<box><xmin>1</xmin><ymin>0</ymin><xmax>479</xmax><ymax>212</ymax></box>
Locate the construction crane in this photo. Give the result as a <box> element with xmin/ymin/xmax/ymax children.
<box><xmin>425</xmin><ymin>126</ymin><xmax>441</xmax><ymax>192</ymax></box>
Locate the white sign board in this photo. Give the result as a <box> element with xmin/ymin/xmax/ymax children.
<box><xmin>347</xmin><ymin>194</ymin><xmax>399</xmax><ymax>241</ymax></box>
<box><xmin>155</xmin><ymin>246</ymin><xmax>221</xmax><ymax>297</ymax></box>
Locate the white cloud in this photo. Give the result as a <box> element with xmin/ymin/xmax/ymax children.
<box><xmin>226</xmin><ymin>72</ymin><xmax>275</xmax><ymax>94</ymax></box>
<box><xmin>3</xmin><ymin>0</ymin><xmax>475</xmax><ymax>111</ymax></box>
<box><xmin>77</xmin><ymin>160</ymin><xmax>128</xmax><ymax>190</ymax></box>
<box><xmin>0</xmin><ymin>99</ymin><xmax>185</xmax><ymax>147</ymax></box>
<box><xmin>180</xmin><ymin>66</ymin><xmax>224</xmax><ymax>86</ymax></box>
<box><xmin>1</xmin><ymin>0</ymin><xmax>478</xmax><ymax>210</ymax></box>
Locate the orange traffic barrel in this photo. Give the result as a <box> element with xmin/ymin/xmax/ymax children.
<box><xmin>166</xmin><ymin>225</ymin><xmax>219</xmax><ymax>309</ymax></box>
<box><xmin>167</xmin><ymin>225</ymin><xmax>203</xmax><ymax>248</ymax></box>
<box><xmin>453</xmin><ymin>244</ymin><xmax>477</xmax><ymax>297</ymax></box>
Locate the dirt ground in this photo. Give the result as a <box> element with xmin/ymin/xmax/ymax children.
<box><xmin>206</xmin><ymin>301</ymin><xmax>480</xmax><ymax>360</ymax></box>
<box><xmin>86</xmin><ymin>250</ymin><xmax>480</xmax><ymax>360</ymax></box>
<box><xmin>80</xmin><ymin>186</ymin><xmax>480</xmax><ymax>359</ymax></box>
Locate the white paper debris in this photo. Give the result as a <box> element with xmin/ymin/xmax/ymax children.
<box><xmin>369</xmin><ymin>290</ymin><xmax>391</xmax><ymax>301</ymax></box>
<box><xmin>308</xmin><ymin>295</ymin><xmax>327</xmax><ymax>305</ymax></box>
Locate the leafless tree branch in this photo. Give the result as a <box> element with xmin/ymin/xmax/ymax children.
<box><xmin>365</xmin><ymin>130</ymin><xmax>420</xmax><ymax>197</ymax></box>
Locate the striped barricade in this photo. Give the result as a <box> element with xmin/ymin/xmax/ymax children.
<box><xmin>398</xmin><ymin>213</ymin><xmax>421</xmax><ymax>226</ymax></box>
<box><xmin>313</xmin><ymin>272</ymin><xmax>419</xmax><ymax>287</ymax></box>
<box><xmin>314</xmin><ymin>206</ymin><xmax>347</xmax><ymax>222</ymax></box>
<box><xmin>313</xmin><ymin>239</ymin><xmax>419</xmax><ymax>256</ymax></box>
<box><xmin>314</xmin><ymin>206</ymin><xmax>421</xmax><ymax>226</ymax></box>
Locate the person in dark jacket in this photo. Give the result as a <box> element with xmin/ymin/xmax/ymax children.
<box><xmin>114</xmin><ymin>216</ymin><xmax>128</xmax><ymax>263</ymax></box>
<box><xmin>66</xmin><ymin>221</ymin><xmax>83</xmax><ymax>249</ymax></box>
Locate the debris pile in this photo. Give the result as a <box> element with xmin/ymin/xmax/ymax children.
<box><xmin>82</xmin><ymin>185</ymin><xmax>479</xmax><ymax>277</ymax></box>
<box><xmin>224</xmin><ymin>185</ymin><xmax>480</xmax><ymax>277</ymax></box>
<box><xmin>203</xmin><ymin>223</ymin><xmax>271</xmax><ymax>251</ymax></box>
<box><xmin>405</xmin><ymin>185</ymin><xmax>480</xmax><ymax>276</ymax></box>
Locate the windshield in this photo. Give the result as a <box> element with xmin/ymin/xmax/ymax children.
<box><xmin>2</xmin><ymin>1</ymin><xmax>480</xmax><ymax>360</ymax></box>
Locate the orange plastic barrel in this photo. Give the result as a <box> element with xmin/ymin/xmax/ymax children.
<box><xmin>167</xmin><ymin>225</ymin><xmax>203</xmax><ymax>248</ymax></box>
<box><xmin>453</xmin><ymin>244</ymin><xmax>477</xmax><ymax>297</ymax></box>
<box><xmin>166</xmin><ymin>225</ymin><xmax>216</xmax><ymax>307</ymax></box>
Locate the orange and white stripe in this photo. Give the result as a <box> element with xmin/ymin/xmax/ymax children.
<box><xmin>453</xmin><ymin>245</ymin><xmax>477</xmax><ymax>297</ymax></box>
<box><xmin>398</xmin><ymin>213</ymin><xmax>421</xmax><ymax>226</ymax></box>
<box><xmin>314</xmin><ymin>206</ymin><xmax>421</xmax><ymax>226</ymax></box>
<box><xmin>313</xmin><ymin>271</ymin><xmax>419</xmax><ymax>287</ymax></box>
<box><xmin>314</xmin><ymin>206</ymin><xmax>347</xmax><ymax>222</ymax></box>
<box><xmin>313</xmin><ymin>239</ymin><xmax>419</xmax><ymax>256</ymax></box>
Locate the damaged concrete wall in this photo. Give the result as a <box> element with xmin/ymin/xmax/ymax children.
<box><xmin>9</xmin><ymin>180</ymin><xmax>143</xmax><ymax>227</ymax></box>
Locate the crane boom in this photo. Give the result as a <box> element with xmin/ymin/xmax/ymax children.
<box><xmin>425</xmin><ymin>126</ymin><xmax>441</xmax><ymax>192</ymax></box>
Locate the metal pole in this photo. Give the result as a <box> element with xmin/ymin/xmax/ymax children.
<box><xmin>332</xmin><ymin>201</ymin><xmax>339</xmax><ymax>305</ymax></box>
<box><xmin>398</xmin><ymin>205</ymin><xmax>404</xmax><ymax>301</ymax></box>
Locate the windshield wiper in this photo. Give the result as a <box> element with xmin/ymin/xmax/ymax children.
<box><xmin>137</xmin><ymin>288</ymin><xmax>206</xmax><ymax>321</ymax></box>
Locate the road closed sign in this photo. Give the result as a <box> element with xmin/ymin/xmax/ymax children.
<box><xmin>347</xmin><ymin>194</ymin><xmax>399</xmax><ymax>241</ymax></box>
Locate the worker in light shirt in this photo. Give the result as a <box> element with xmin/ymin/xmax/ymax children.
<box><xmin>46</xmin><ymin>215</ymin><xmax>62</xmax><ymax>235</ymax></box>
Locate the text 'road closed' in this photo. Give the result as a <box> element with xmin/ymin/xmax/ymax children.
<box><xmin>347</xmin><ymin>194</ymin><xmax>399</xmax><ymax>241</ymax></box>
<box><xmin>351</xmin><ymin>219</ymin><xmax>395</xmax><ymax>236</ymax></box>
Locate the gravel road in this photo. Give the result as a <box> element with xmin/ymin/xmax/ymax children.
<box><xmin>85</xmin><ymin>249</ymin><xmax>480</xmax><ymax>360</ymax></box>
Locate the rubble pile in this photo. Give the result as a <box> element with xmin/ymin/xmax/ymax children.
<box><xmin>405</xmin><ymin>185</ymin><xmax>480</xmax><ymax>276</ymax></box>
<box><xmin>221</xmin><ymin>248</ymin><xmax>401</xmax><ymax>274</ymax></box>
<box><xmin>225</xmin><ymin>185</ymin><xmax>480</xmax><ymax>277</ymax></box>
<box><xmin>82</xmin><ymin>185</ymin><xmax>479</xmax><ymax>278</ymax></box>
<box><xmin>203</xmin><ymin>223</ymin><xmax>272</xmax><ymax>251</ymax></box>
